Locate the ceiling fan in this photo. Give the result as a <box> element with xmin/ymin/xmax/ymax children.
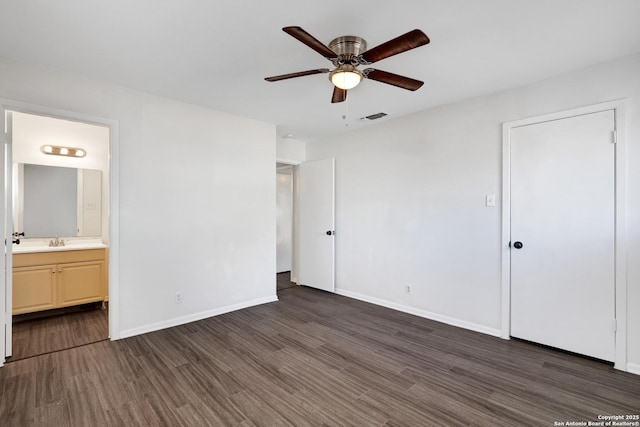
<box><xmin>265</xmin><ymin>26</ymin><xmax>430</xmax><ymax>103</ymax></box>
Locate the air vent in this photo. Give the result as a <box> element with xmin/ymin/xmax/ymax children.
<box><xmin>363</xmin><ymin>112</ymin><xmax>388</xmax><ymax>120</ymax></box>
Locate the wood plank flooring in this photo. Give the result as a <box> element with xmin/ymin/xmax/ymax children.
<box><xmin>1</xmin><ymin>286</ymin><xmax>638</xmax><ymax>426</ymax></box>
<box><xmin>276</xmin><ymin>271</ymin><xmax>297</xmax><ymax>291</ymax></box>
<box><xmin>10</xmin><ymin>304</ymin><xmax>108</xmax><ymax>361</ymax></box>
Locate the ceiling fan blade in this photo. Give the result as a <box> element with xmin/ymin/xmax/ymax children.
<box><xmin>283</xmin><ymin>26</ymin><xmax>337</xmax><ymax>59</ymax></box>
<box><xmin>331</xmin><ymin>86</ymin><xmax>347</xmax><ymax>103</ymax></box>
<box><xmin>364</xmin><ymin>69</ymin><xmax>424</xmax><ymax>91</ymax></box>
<box><xmin>265</xmin><ymin>68</ymin><xmax>330</xmax><ymax>82</ymax></box>
<box><xmin>361</xmin><ymin>29</ymin><xmax>430</xmax><ymax>64</ymax></box>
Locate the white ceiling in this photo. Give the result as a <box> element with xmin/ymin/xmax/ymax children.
<box><xmin>1</xmin><ymin>0</ymin><xmax>639</xmax><ymax>142</ymax></box>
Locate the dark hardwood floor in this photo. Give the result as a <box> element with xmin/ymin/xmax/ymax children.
<box><xmin>1</xmin><ymin>286</ymin><xmax>638</xmax><ymax>426</ymax></box>
<box><xmin>276</xmin><ymin>271</ymin><xmax>297</xmax><ymax>291</ymax></box>
<box><xmin>10</xmin><ymin>304</ymin><xmax>109</xmax><ymax>361</ymax></box>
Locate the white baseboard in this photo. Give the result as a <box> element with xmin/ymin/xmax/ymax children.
<box><xmin>335</xmin><ymin>289</ymin><xmax>502</xmax><ymax>338</ymax></box>
<box><xmin>119</xmin><ymin>295</ymin><xmax>278</xmax><ymax>339</ymax></box>
<box><xmin>627</xmin><ymin>363</ymin><xmax>640</xmax><ymax>376</ymax></box>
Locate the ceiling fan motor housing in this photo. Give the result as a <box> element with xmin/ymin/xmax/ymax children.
<box><xmin>329</xmin><ymin>36</ymin><xmax>368</xmax><ymax>65</ymax></box>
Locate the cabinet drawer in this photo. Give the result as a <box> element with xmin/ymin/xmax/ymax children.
<box><xmin>13</xmin><ymin>249</ymin><xmax>106</xmax><ymax>268</ymax></box>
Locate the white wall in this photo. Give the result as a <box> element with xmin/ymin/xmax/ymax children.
<box><xmin>306</xmin><ymin>53</ymin><xmax>640</xmax><ymax>371</ymax></box>
<box><xmin>0</xmin><ymin>56</ymin><xmax>277</xmax><ymax>338</ymax></box>
<box><xmin>80</xmin><ymin>168</ymin><xmax>103</xmax><ymax>236</ymax></box>
<box><xmin>12</xmin><ymin>112</ymin><xmax>109</xmax><ymax>170</ymax></box>
<box><xmin>276</xmin><ymin>138</ymin><xmax>305</xmax><ymax>164</ymax></box>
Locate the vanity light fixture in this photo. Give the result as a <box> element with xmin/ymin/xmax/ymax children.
<box><xmin>40</xmin><ymin>145</ymin><xmax>87</xmax><ymax>158</ymax></box>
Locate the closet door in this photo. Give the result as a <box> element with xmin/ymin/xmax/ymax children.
<box><xmin>510</xmin><ymin>110</ymin><xmax>615</xmax><ymax>361</ymax></box>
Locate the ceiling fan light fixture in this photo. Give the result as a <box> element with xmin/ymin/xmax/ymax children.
<box><xmin>330</xmin><ymin>65</ymin><xmax>363</xmax><ymax>90</ymax></box>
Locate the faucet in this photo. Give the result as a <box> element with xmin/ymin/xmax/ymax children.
<box><xmin>49</xmin><ymin>236</ymin><xmax>65</xmax><ymax>247</ymax></box>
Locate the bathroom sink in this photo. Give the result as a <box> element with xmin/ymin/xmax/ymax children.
<box><xmin>12</xmin><ymin>238</ymin><xmax>107</xmax><ymax>254</ymax></box>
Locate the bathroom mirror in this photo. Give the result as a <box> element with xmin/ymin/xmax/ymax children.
<box><xmin>13</xmin><ymin>163</ymin><xmax>102</xmax><ymax>238</ymax></box>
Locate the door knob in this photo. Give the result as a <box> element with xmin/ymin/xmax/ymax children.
<box><xmin>326</xmin><ymin>230</ymin><xmax>334</xmax><ymax>236</ymax></box>
<box><xmin>513</xmin><ymin>241</ymin><xmax>523</xmax><ymax>249</ymax></box>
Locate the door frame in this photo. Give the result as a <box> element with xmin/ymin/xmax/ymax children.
<box><xmin>276</xmin><ymin>158</ymin><xmax>301</xmax><ymax>284</ymax></box>
<box><xmin>501</xmin><ymin>99</ymin><xmax>628</xmax><ymax>371</ymax></box>
<box><xmin>0</xmin><ymin>99</ymin><xmax>120</xmax><ymax>366</ymax></box>
<box><xmin>276</xmin><ymin>164</ymin><xmax>294</xmax><ymax>275</ymax></box>
<box><xmin>1</xmin><ymin>111</ymin><xmax>13</xmax><ymax>359</ymax></box>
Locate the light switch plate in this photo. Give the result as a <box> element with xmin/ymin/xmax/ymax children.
<box><xmin>486</xmin><ymin>194</ymin><xmax>496</xmax><ymax>207</ymax></box>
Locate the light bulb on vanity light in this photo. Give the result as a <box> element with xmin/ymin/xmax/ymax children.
<box><xmin>40</xmin><ymin>145</ymin><xmax>87</xmax><ymax>158</ymax></box>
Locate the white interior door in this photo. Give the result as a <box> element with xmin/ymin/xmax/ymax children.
<box><xmin>298</xmin><ymin>158</ymin><xmax>335</xmax><ymax>292</ymax></box>
<box><xmin>510</xmin><ymin>110</ymin><xmax>615</xmax><ymax>361</ymax></box>
<box><xmin>2</xmin><ymin>109</ymin><xmax>13</xmax><ymax>359</ymax></box>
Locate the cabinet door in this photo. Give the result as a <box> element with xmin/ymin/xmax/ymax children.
<box><xmin>13</xmin><ymin>265</ymin><xmax>57</xmax><ymax>314</ymax></box>
<box><xmin>58</xmin><ymin>261</ymin><xmax>104</xmax><ymax>307</ymax></box>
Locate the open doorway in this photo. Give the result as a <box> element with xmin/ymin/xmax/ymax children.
<box><xmin>276</xmin><ymin>163</ymin><xmax>297</xmax><ymax>292</ymax></box>
<box><xmin>6</xmin><ymin>111</ymin><xmax>110</xmax><ymax>361</ymax></box>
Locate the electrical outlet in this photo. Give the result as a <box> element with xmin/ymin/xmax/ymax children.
<box><xmin>175</xmin><ymin>292</ymin><xmax>183</xmax><ymax>304</ymax></box>
<box><xmin>405</xmin><ymin>285</ymin><xmax>411</xmax><ymax>295</ymax></box>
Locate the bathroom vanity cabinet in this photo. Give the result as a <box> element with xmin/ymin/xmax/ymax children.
<box><xmin>12</xmin><ymin>248</ymin><xmax>107</xmax><ymax>315</ymax></box>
